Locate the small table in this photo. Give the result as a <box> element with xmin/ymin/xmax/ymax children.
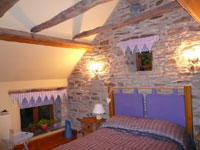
<box><xmin>79</xmin><ymin>117</ymin><xmax>106</xmax><ymax>136</ymax></box>
<box><xmin>2</xmin><ymin>131</ymin><xmax>33</xmax><ymax>150</ymax></box>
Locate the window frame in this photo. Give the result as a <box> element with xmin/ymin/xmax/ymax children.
<box><xmin>22</xmin><ymin>104</ymin><xmax>54</xmax><ymax>127</ymax></box>
<box><xmin>136</xmin><ymin>52</ymin><xmax>153</xmax><ymax>71</ymax></box>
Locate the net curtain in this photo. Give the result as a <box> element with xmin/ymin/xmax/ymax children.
<box><xmin>10</xmin><ymin>89</ymin><xmax>67</xmax><ymax>109</ymax></box>
<box><xmin>117</xmin><ymin>35</ymin><xmax>159</xmax><ymax>54</ymax></box>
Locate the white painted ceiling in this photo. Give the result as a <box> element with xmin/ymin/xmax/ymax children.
<box><xmin>0</xmin><ymin>0</ymin><xmax>118</xmax><ymax>82</ymax></box>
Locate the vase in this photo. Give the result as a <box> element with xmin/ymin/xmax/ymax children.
<box><xmin>41</xmin><ymin>124</ymin><xmax>48</xmax><ymax>131</ymax></box>
<box><xmin>53</xmin><ymin>123</ymin><xmax>58</xmax><ymax>128</ymax></box>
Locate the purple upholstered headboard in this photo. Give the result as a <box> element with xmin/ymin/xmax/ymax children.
<box><xmin>109</xmin><ymin>86</ymin><xmax>193</xmax><ymax>136</ymax></box>
<box><xmin>146</xmin><ymin>88</ymin><xmax>186</xmax><ymax>127</ymax></box>
<box><xmin>114</xmin><ymin>88</ymin><xmax>144</xmax><ymax>117</ymax></box>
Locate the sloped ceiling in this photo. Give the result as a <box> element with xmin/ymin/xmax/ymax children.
<box><xmin>0</xmin><ymin>0</ymin><xmax>118</xmax><ymax>82</ymax></box>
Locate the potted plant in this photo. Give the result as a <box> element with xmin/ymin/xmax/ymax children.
<box><xmin>38</xmin><ymin>119</ymin><xmax>49</xmax><ymax>131</ymax></box>
<box><xmin>27</xmin><ymin>123</ymin><xmax>36</xmax><ymax>133</ymax></box>
<box><xmin>50</xmin><ymin>119</ymin><xmax>58</xmax><ymax>128</ymax></box>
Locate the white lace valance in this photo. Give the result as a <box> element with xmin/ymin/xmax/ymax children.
<box><xmin>10</xmin><ymin>89</ymin><xmax>67</xmax><ymax>109</ymax></box>
<box><xmin>117</xmin><ymin>35</ymin><xmax>159</xmax><ymax>55</ymax></box>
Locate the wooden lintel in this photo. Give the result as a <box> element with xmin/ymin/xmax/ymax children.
<box><xmin>73</xmin><ymin>1</ymin><xmax>182</xmax><ymax>39</ymax></box>
<box><xmin>0</xmin><ymin>28</ymin><xmax>92</xmax><ymax>50</ymax></box>
<box><xmin>31</xmin><ymin>0</ymin><xmax>114</xmax><ymax>33</ymax></box>
<box><xmin>0</xmin><ymin>0</ymin><xmax>20</xmax><ymax>17</ymax></box>
<box><xmin>177</xmin><ymin>0</ymin><xmax>200</xmax><ymax>24</ymax></box>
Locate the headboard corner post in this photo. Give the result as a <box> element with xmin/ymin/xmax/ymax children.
<box><xmin>184</xmin><ymin>86</ymin><xmax>193</xmax><ymax>136</ymax></box>
<box><xmin>108</xmin><ymin>86</ymin><xmax>114</xmax><ymax>118</ymax></box>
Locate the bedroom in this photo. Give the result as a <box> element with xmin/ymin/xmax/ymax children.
<box><xmin>0</xmin><ymin>0</ymin><xmax>200</xmax><ymax>149</ymax></box>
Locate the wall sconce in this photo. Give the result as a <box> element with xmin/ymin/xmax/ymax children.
<box><xmin>88</xmin><ymin>61</ymin><xmax>104</xmax><ymax>77</ymax></box>
<box><xmin>183</xmin><ymin>46</ymin><xmax>200</xmax><ymax>65</ymax></box>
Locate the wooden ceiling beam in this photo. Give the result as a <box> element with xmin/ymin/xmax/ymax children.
<box><xmin>0</xmin><ymin>0</ymin><xmax>20</xmax><ymax>17</ymax></box>
<box><xmin>31</xmin><ymin>0</ymin><xmax>114</xmax><ymax>33</ymax></box>
<box><xmin>0</xmin><ymin>28</ymin><xmax>92</xmax><ymax>50</ymax></box>
<box><xmin>73</xmin><ymin>1</ymin><xmax>182</xmax><ymax>39</ymax></box>
<box><xmin>177</xmin><ymin>0</ymin><xmax>200</xmax><ymax>24</ymax></box>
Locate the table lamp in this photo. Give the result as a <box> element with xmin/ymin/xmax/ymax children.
<box><xmin>92</xmin><ymin>103</ymin><xmax>105</xmax><ymax>120</ymax></box>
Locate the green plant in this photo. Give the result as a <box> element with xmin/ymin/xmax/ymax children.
<box><xmin>37</xmin><ymin>119</ymin><xmax>49</xmax><ymax>126</ymax></box>
<box><xmin>50</xmin><ymin>119</ymin><xmax>57</xmax><ymax>125</ymax></box>
<box><xmin>140</xmin><ymin>52</ymin><xmax>152</xmax><ymax>67</ymax></box>
<box><xmin>27</xmin><ymin>123</ymin><xmax>35</xmax><ymax>129</ymax></box>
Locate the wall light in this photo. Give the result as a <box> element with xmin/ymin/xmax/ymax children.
<box><xmin>88</xmin><ymin>61</ymin><xmax>104</xmax><ymax>76</ymax></box>
<box><xmin>176</xmin><ymin>42</ymin><xmax>200</xmax><ymax>73</ymax></box>
<box><xmin>183</xmin><ymin>46</ymin><xmax>200</xmax><ymax>65</ymax></box>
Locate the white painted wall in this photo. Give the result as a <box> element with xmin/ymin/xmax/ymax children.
<box><xmin>0</xmin><ymin>79</ymin><xmax>67</xmax><ymax>149</ymax></box>
<box><xmin>0</xmin><ymin>0</ymin><xmax>118</xmax><ymax>82</ymax></box>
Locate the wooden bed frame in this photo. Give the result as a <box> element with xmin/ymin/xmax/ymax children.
<box><xmin>108</xmin><ymin>86</ymin><xmax>193</xmax><ymax>136</ymax></box>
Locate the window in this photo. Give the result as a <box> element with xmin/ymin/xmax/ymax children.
<box><xmin>136</xmin><ymin>52</ymin><xmax>152</xmax><ymax>71</ymax></box>
<box><xmin>20</xmin><ymin>104</ymin><xmax>54</xmax><ymax>130</ymax></box>
<box><xmin>38</xmin><ymin>105</ymin><xmax>52</xmax><ymax>121</ymax></box>
<box><xmin>20</xmin><ymin>107</ymin><xmax>34</xmax><ymax>129</ymax></box>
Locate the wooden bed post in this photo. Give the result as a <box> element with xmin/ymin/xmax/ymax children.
<box><xmin>184</xmin><ymin>86</ymin><xmax>193</xmax><ymax>136</ymax></box>
<box><xmin>108</xmin><ymin>87</ymin><xmax>114</xmax><ymax>117</ymax></box>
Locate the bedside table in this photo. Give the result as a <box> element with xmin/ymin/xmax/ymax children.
<box><xmin>79</xmin><ymin>117</ymin><xmax>106</xmax><ymax>136</ymax></box>
<box><xmin>196</xmin><ymin>132</ymin><xmax>200</xmax><ymax>149</ymax></box>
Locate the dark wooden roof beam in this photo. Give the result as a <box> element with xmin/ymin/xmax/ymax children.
<box><xmin>0</xmin><ymin>0</ymin><xmax>20</xmax><ymax>17</ymax></box>
<box><xmin>31</xmin><ymin>0</ymin><xmax>114</xmax><ymax>33</ymax></box>
<box><xmin>177</xmin><ymin>0</ymin><xmax>200</xmax><ymax>24</ymax></box>
<box><xmin>0</xmin><ymin>28</ymin><xmax>92</xmax><ymax>50</ymax></box>
<box><xmin>73</xmin><ymin>1</ymin><xmax>182</xmax><ymax>39</ymax></box>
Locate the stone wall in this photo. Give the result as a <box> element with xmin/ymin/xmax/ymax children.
<box><xmin>67</xmin><ymin>0</ymin><xmax>200</xmax><ymax>137</ymax></box>
<box><xmin>53</xmin><ymin>96</ymin><xmax>68</xmax><ymax>124</ymax></box>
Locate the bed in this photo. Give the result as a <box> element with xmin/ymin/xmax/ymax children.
<box><xmin>53</xmin><ymin>86</ymin><xmax>196</xmax><ymax>150</ymax></box>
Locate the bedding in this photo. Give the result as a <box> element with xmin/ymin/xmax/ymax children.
<box><xmin>53</xmin><ymin>116</ymin><xmax>195</xmax><ymax>150</ymax></box>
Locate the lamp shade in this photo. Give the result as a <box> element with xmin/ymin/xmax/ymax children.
<box><xmin>92</xmin><ymin>103</ymin><xmax>105</xmax><ymax>114</ymax></box>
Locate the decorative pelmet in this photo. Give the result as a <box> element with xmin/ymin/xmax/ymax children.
<box><xmin>117</xmin><ymin>35</ymin><xmax>159</xmax><ymax>54</ymax></box>
<box><xmin>10</xmin><ymin>89</ymin><xmax>67</xmax><ymax>109</ymax></box>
